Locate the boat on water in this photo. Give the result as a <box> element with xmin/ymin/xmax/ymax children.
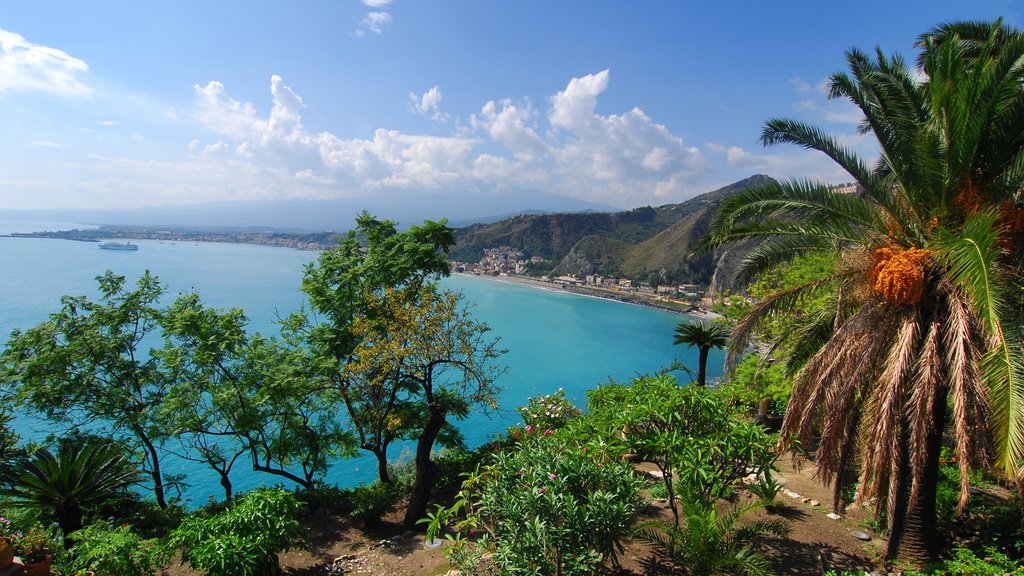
<box><xmin>99</xmin><ymin>241</ymin><xmax>139</xmax><ymax>251</ymax></box>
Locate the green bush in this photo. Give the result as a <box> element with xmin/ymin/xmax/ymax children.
<box><xmin>170</xmin><ymin>487</ymin><xmax>305</xmax><ymax>576</ymax></box>
<box><xmin>426</xmin><ymin>435</ymin><xmax>643</xmax><ymax>576</ymax></box>
<box><xmin>67</xmin><ymin>522</ymin><xmax>171</xmax><ymax>576</ymax></box>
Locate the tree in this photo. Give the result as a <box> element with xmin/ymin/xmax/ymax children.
<box><xmin>298</xmin><ymin>214</ymin><xmax>456</xmax><ymax>475</ymax></box>
<box><xmin>160</xmin><ymin>294</ymin><xmax>354</xmax><ymax>496</ymax></box>
<box><xmin>673</xmin><ymin>320</ymin><xmax>730</xmax><ymax>386</ymax></box>
<box><xmin>347</xmin><ymin>286</ymin><xmax>505</xmax><ymax>529</ymax></box>
<box><xmin>696</xmin><ymin>20</ymin><xmax>1024</xmax><ymax>566</ymax></box>
<box><xmin>0</xmin><ymin>271</ymin><xmax>174</xmax><ymax>508</ymax></box>
<box><xmin>3</xmin><ymin>437</ymin><xmax>142</xmax><ymax>546</ymax></box>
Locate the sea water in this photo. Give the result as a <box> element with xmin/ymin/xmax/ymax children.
<box><xmin>0</xmin><ymin>221</ymin><xmax>721</xmax><ymax>505</ymax></box>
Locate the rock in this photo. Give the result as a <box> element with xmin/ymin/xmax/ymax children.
<box><xmin>850</xmin><ymin>530</ymin><xmax>872</xmax><ymax>541</ymax></box>
<box><xmin>782</xmin><ymin>488</ymin><xmax>802</xmax><ymax>499</ymax></box>
<box><xmin>826</xmin><ymin>512</ymin><xmax>842</xmax><ymax>520</ymax></box>
<box><xmin>809</xmin><ymin>499</ymin><xmax>821</xmax><ymax>507</ymax></box>
<box><xmin>801</xmin><ymin>497</ymin><xmax>812</xmax><ymax>504</ymax></box>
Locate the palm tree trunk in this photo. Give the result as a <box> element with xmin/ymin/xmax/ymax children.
<box><xmin>885</xmin><ymin>386</ymin><xmax>948</xmax><ymax>567</ymax></box>
<box><xmin>697</xmin><ymin>347</ymin><xmax>709</xmax><ymax>387</ymax></box>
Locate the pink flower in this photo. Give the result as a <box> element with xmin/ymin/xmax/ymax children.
<box><xmin>548</xmin><ymin>472</ymin><xmax>557</xmax><ymax>480</ymax></box>
<box><xmin>544</xmin><ymin>429</ymin><xmax>552</xmax><ymax>436</ymax></box>
<box><xmin>525</xmin><ymin>425</ymin><xmax>534</xmax><ymax>432</ymax></box>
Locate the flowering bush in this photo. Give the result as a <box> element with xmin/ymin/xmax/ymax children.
<box><xmin>518</xmin><ymin>388</ymin><xmax>583</xmax><ymax>431</ymax></box>
<box><xmin>425</xmin><ymin>435</ymin><xmax>643</xmax><ymax>576</ymax></box>
<box><xmin>0</xmin><ymin>516</ymin><xmax>17</xmax><ymax>539</ymax></box>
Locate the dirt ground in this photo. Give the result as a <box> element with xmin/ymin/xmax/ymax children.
<box><xmin>163</xmin><ymin>457</ymin><xmax>883</xmax><ymax>576</ymax></box>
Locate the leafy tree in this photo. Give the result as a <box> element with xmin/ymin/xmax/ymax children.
<box><xmin>673</xmin><ymin>321</ymin><xmax>729</xmax><ymax>387</ymax></box>
<box><xmin>2</xmin><ymin>437</ymin><xmax>142</xmax><ymax>546</ymax></box>
<box><xmin>0</xmin><ymin>271</ymin><xmax>174</xmax><ymax>508</ymax></box>
<box><xmin>298</xmin><ymin>213</ymin><xmax>505</xmax><ymax>527</ymax></box>
<box><xmin>696</xmin><ymin>20</ymin><xmax>1024</xmax><ymax>566</ymax></box>
<box><xmin>347</xmin><ymin>286</ymin><xmax>505</xmax><ymax>529</ymax></box>
<box><xmin>584</xmin><ymin>375</ymin><xmax>777</xmax><ymax>524</ymax></box>
<box><xmin>160</xmin><ymin>294</ymin><xmax>355</xmax><ymax>496</ymax></box>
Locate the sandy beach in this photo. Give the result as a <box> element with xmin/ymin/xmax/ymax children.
<box><xmin>454</xmin><ymin>272</ymin><xmax>721</xmax><ymax>318</ymax></box>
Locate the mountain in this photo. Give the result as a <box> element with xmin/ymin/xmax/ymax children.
<box><xmin>451</xmin><ymin>175</ymin><xmax>772</xmax><ymax>290</ymax></box>
<box><xmin>0</xmin><ymin>189</ymin><xmax>615</xmax><ymax>232</ymax></box>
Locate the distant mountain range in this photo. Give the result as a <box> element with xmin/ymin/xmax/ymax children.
<box><xmin>452</xmin><ymin>175</ymin><xmax>772</xmax><ymax>291</ymax></box>
<box><xmin>0</xmin><ymin>189</ymin><xmax>615</xmax><ymax>232</ymax></box>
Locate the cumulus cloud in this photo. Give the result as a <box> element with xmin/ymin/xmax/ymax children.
<box><xmin>0</xmin><ymin>29</ymin><xmax>91</xmax><ymax>97</ymax></box>
<box><xmin>181</xmin><ymin>71</ymin><xmax>714</xmax><ymax>207</ymax></box>
<box><xmin>362</xmin><ymin>0</ymin><xmax>391</xmax><ymax>6</ymax></box>
<box><xmin>408</xmin><ymin>85</ymin><xmax>450</xmax><ymax>122</ymax></box>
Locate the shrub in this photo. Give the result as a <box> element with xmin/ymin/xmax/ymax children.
<box><xmin>426</xmin><ymin>435</ymin><xmax>643</xmax><ymax>576</ymax></box>
<box><xmin>518</xmin><ymin>388</ymin><xmax>583</xmax><ymax>431</ymax></box>
<box><xmin>67</xmin><ymin>522</ymin><xmax>171</xmax><ymax>576</ymax></box>
<box><xmin>170</xmin><ymin>487</ymin><xmax>305</xmax><ymax>576</ymax></box>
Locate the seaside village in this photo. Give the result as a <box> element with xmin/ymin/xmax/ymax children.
<box><xmin>450</xmin><ymin>246</ymin><xmax>706</xmax><ymax>309</ymax></box>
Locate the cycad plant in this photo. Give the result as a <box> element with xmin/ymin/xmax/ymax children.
<box><xmin>635</xmin><ymin>496</ymin><xmax>790</xmax><ymax>576</ymax></box>
<box><xmin>2</xmin><ymin>437</ymin><xmax>142</xmax><ymax>545</ymax></box>
<box><xmin>697</xmin><ymin>20</ymin><xmax>1024</xmax><ymax>566</ymax></box>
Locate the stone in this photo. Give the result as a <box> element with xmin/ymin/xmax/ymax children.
<box><xmin>826</xmin><ymin>512</ymin><xmax>842</xmax><ymax>520</ymax></box>
<box><xmin>808</xmin><ymin>499</ymin><xmax>821</xmax><ymax>507</ymax></box>
<box><xmin>850</xmin><ymin>530</ymin><xmax>872</xmax><ymax>541</ymax></box>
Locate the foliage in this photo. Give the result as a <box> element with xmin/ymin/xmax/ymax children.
<box><xmin>933</xmin><ymin>547</ymin><xmax>1024</xmax><ymax>575</ymax></box>
<box><xmin>518</xmin><ymin>388</ymin><xmax>583</xmax><ymax>431</ymax></box>
<box><xmin>1</xmin><ymin>436</ymin><xmax>142</xmax><ymax>544</ymax></box>
<box><xmin>635</xmin><ymin>496</ymin><xmax>790</xmax><ymax>576</ymax></box>
<box><xmin>585</xmin><ymin>375</ymin><xmax>777</xmax><ymax>522</ymax></box>
<box><xmin>14</xmin><ymin>525</ymin><xmax>55</xmax><ymax>563</ymax></box>
<box><xmin>0</xmin><ymin>271</ymin><xmax>174</xmax><ymax>508</ymax></box>
<box><xmin>746</xmin><ymin>471</ymin><xmax>784</xmax><ymax>509</ymax></box>
<box><xmin>67</xmin><ymin>522</ymin><xmax>172</xmax><ymax>576</ymax></box>
<box><xmin>425</xmin><ymin>435</ymin><xmax>644</xmax><ymax>576</ymax></box>
<box><xmin>694</xmin><ymin>19</ymin><xmax>1024</xmax><ymax>566</ymax></box>
<box><xmin>161</xmin><ymin>294</ymin><xmax>356</xmax><ymax>496</ymax></box>
<box><xmin>673</xmin><ymin>320</ymin><xmax>730</xmax><ymax>387</ymax></box>
<box><xmin>171</xmin><ymin>487</ymin><xmax>305</xmax><ymax>576</ymax></box>
<box><xmin>0</xmin><ymin>410</ymin><xmax>23</xmax><ymax>489</ymax></box>
<box><xmin>715</xmin><ymin>354</ymin><xmax>791</xmax><ymax>415</ymax></box>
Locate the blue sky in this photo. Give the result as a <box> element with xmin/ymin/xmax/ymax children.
<box><xmin>1</xmin><ymin>1</ymin><xmax>1021</xmax><ymax>211</ymax></box>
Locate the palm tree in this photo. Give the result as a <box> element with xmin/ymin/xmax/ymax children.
<box><xmin>696</xmin><ymin>20</ymin><xmax>1024</xmax><ymax>567</ymax></box>
<box><xmin>3</xmin><ymin>437</ymin><xmax>142</xmax><ymax>546</ymax></box>
<box><xmin>674</xmin><ymin>320</ymin><xmax>730</xmax><ymax>387</ymax></box>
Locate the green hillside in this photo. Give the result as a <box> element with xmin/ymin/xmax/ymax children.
<box><xmin>451</xmin><ymin>174</ymin><xmax>771</xmax><ymax>288</ymax></box>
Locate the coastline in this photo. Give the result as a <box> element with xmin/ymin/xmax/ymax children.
<box><xmin>454</xmin><ymin>272</ymin><xmax>721</xmax><ymax>319</ymax></box>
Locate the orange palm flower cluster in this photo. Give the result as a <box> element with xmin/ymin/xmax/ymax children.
<box><xmin>868</xmin><ymin>246</ymin><xmax>934</xmax><ymax>306</ymax></box>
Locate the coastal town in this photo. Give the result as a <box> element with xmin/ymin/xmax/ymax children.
<box><xmin>451</xmin><ymin>245</ymin><xmax>708</xmax><ymax>313</ymax></box>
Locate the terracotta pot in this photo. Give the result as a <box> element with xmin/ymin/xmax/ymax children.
<box><xmin>0</xmin><ymin>537</ymin><xmax>13</xmax><ymax>568</ymax></box>
<box><xmin>23</xmin><ymin>551</ymin><xmax>54</xmax><ymax>576</ymax></box>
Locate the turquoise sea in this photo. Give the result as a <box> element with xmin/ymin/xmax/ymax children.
<box><xmin>0</xmin><ymin>220</ymin><xmax>721</xmax><ymax>505</ymax></box>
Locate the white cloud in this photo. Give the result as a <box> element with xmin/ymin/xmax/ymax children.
<box><xmin>789</xmin><ymin>77</ymin><xmax>811</xmax><ymax>93</ymax></box>
<box><xmin>362</xmin><ymin>0</ymin><xmax>392</xmax><ymax>6</ymax></box>
<box><xmin>132</xmin><ymin>132</ymin><xmax>144</xmax><ymax>143</ymax></box>
<box><xmin>356</xmin><ymin>11</ymin><xmax>392</xmax><ymax>36</ymax></box>
<box><xmin>549</xmin><ymin>70</ymin><xmax>609</xmax><ymax>130</ymax></box>
<box><xmin>175</xmin><ymin>71</ymin><xmax>713</xmax><ymax>207</ymax></box>
<box><xmin>0</xmin><ymin>29</ymin><xmax>92</xmax><ymax>97</ymax></box>
<box><xmin>408</xmin><ymin>85</ymin><xmax>450</xmax><ymax>122</ymax></box>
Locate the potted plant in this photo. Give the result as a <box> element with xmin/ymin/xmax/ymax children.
<box><xmin>16</xmin><ymin>526</ymin><xmax>54</xmax><ymax>576</ymax></box>
<box><xmin>0</xmin><ymin>516</ymin><xmax>17</xmax><ymax>569</ymax></box>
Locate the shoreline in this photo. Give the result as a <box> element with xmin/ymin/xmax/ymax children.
<box><xmin>454</xmin><ymin>272</ymin><xmax>720</xmax><ymax>319</ymax></box>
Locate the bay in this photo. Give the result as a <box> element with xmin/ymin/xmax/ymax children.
<box><xmin>0</xmin><ymin>223</ymin><xmax>720</xmax><ymax>505</ymax></box>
